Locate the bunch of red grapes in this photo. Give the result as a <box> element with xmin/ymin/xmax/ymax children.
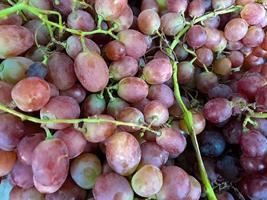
<box><xmin>0</xmin><ymin>0</ymin><xmax>267</xmax><ymax>199</ymax></box>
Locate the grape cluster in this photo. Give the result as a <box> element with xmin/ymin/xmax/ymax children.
<box><xmin>0</xmin><ymin>0</ymin><xmax>267</xmax><ymax>200</ymax></box>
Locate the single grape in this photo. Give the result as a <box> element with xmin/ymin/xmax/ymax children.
<box><xmin>118</xmin><ymin>77</ymin><xmax>149</xmax><ymax>103</ymax></box>
<box><xmin>186</xmin><ymin>25</ymin><xmax>207</xmax><ymax>48</ymax></box>
<box><xmin>82</xmin><ymin>114</ymin><xmax>116</xmax><ymax>143</ymax></box>
<box><xmin>54</xmin><ymin>127</ymin><xmax>87</xmax><ymax>159</ymax></box>
<box><xmin>157</xmin><ymin>166</ymin><xmax>190</xmax><ymax>200</ymax></box>
<box><xmin>156</xmin><ymin>128</ymin><xmax>187</xmax><ymax>155</ymax></box>
<box><xmin>17</xmin><ymin>133</ymin><xmax>45</xmax><ymax>165</ymax></box>
<box><xmin>185</xmin><ymin>176</ymin><xmax>201</xmax><ymax>200</ymax></box>
<box><xmin>24</xmin><ymin>19</ymin><xmax>50</xmax><ymax>45</ymax></box>
<box><xmin>112</xmin><ymin>5</ymin><xmax>134</xmax><ymax>32</ymax></box>
<box><xmin>52</xmin><ymin>0</ymin><xmax>72</xmax><ymax>16</ymax></box>
<box><xmin>212</xmin><ymin>32</ymin><xmax>227</xmax><ymax>52</ymax></box>
<box><xmin>140</xmin><ymin>142</ymin><xmax>169</xmax><ymax>168</ymax></box>
<box><xmin>227</xmin><ymin>40</ymin><xmax>244</xmax><ymax>51</ymax></box>
<box><xmin>237</xmin><ymin>72</ymin><xmax>265</xmax><ymax>101</ymax></box>
<box><xmin>95</xmin><ymin>0</ymin><xmax>127</xmax><ymax>21</ymax></box>
<box><xmin>118</xmin><ymin>29</ymin><xmax>147</xmax><ymax>59</ymax></box>
<box><xmin>203</xmin><ymin>15</ymin><xmax>220</xmax><ymax>28</ymax></box>
<box><xmin>143</xmin><ymin>58</ymin><xmax>173</xmax><ymax>84</ymax></box>
<box><xmin>160</xmin><ymin>12</ymin><xmax>185</xmax><ymax>36</ymax></box>
<box><xmin>241</xmin><ymin>3</ymin><xmax>266</xmax><ymax>25</ymax></box>
<box><xmin>242</xmin><ymin>26</ymin><xmax>265</xmax><ymax>47</ymax></box>
<box><xmin>138</xmin><ymin>9</ymin><xmax>160</xmax><ymax>35</ymax></box>
<box><xmin>177</xmin><ymin>61</ymin><xmax>195</xmax><ymax>84</ymax></box>
<box><xmin>60</xmin><ymin>83</ymin><xmax>86</xmax><ymax>104</ymax></box>
<box><xmin>82</xmin><ymin>94</ymin><xmax>106</xmax><ymax>117</ymax></box>
<box><xmin>196</xmin><ymin>47</ymin><xmax>214</xmax><ymax>67</ymax></box>
<box><xmin>70</xmin><ymin>153</ymin><xmax>101</xmax><ymax>189</ymax></box>
<box><xmin>0</xmin><ymin>81</ymin><xmax>12</xmax><ymax>108</ymax></box>
<box><xmin>203</xmin><ymin>98</ymin><xmax>232</xmax><ymax>124</ymax></box>
<box><xmin>0</xmin><ymin>113</ymin><xmax>25</xmax><ymax>151</ymax></box>
<box><xmin>166</xmin><ymin>0</ymin><xmax>188</xmax><ymax>13</ymax></box>
<box><xmin>0</xmin><ymin>4</ymin><xmax>22</xmax><ymax>25</ymax></box>
<box><xmin>253</xmin><ymin>118</ymin><xmax>267</xmax><ymax>137</ymax></box>
<box><xmin>215</xmin><ymin>155</ymin><xmax>240</xmax><ymax>181</ymax></box>
<box><xmin>188</xmin><ymin>0</ymin><xmax>205</xmax><ymax>18</ymax></box>
<box><xmin>9</xmin><ymin>186</ymin><xmax>44</xmax><ymax>200</ymax></box>
<box><xmin>104</xmin><ymin>40</ymin><xmax>126</xmax><ymax>61</ymax></box>
<box><xmin>0</xmin><ymin>57</ymin><xmax>33</xmax><ymax>84</ymax></box>
<box><xmin>109</xmin><ymin>56</ymin><xmax>139</xmax><ymax>81</ymax></box>
<box><xmin>105</xmin><ymin>131</ymin><xmax>141</xmax><ymax>176</ymax></box>
<box><xmin>93</xmin><ymin>172</ymin><xmax>134</xmax><ymax>200</ymax></box>
<box><xmin>67</xmin><ymin>10</ymin><xmax>95</xmax><ymax>31</ymax></box>
<box><xmin>74</xmin><ymin>52</ymin><xmax>109</xmax><ymax>92</ymax></box>
<box><xmin>48</xmin><ymin>83</ymin><xmax>59</xmax><ymax>98</ymax></box>
<box><xmin>148</xmin><ymin>84</ymin><xmax>174</xmax><ymax>108</ymax></box>
<box><xmin>179</xmin><ymin>110</ymin><xmax>206</xmax><ymax>135</ymax></box>
<box><xmin>141</xmin><ymin>0</ymin><xmax>159</xmax><ymax>12</ymax></box>
<box><xmin>240</xmin><ymin>155</ymin><xmax>266</xmax><ymax>173</ymax></box>
<box><xmin>26</xmin><ymin>62</ymin><xmax>47</xmax><ymax>79</ymax></box>
<box><xmin>212</xmin><ymin>0</ymin><xmax>234</xmax><ymax>9</ymax></box>
<box><xmin>117</xmin><ymin>107</ymin><xmax>144</xmax><ymax>132</ymax></box>
<box><xmin>32</xmin><ymin>138</ymin><xmax>69</xmax><ymax>193</ymax></box>
<box><xmin>107</xmin><ymin>97</ymin><xmax>129</xmax><ymax>118</ymax></box>
<box><xmin>228</xmin><ymin>50</ymin><xmax>244</xmax><ymax>68</ymax></box>
<box><xmin>224</xmin><ymin>18</ymin><xmax>248</xmax><ymax>41</ymax></box>
<box><xmin>0</xmin><ymin>150</ymin><xmax>17</xmax><ymax>176</ymax></box>
<box><xmin>255</xmin><ymin>85</ymin><xmax>267</xmax><ymax>112</ymax></box>
<box><xmin>66</xmin><ymin>35</ymin><xmax>100</xmax><ymax>59</ymax></box>
<box><xmin>199</xmin><ymin>131</ymin><xmax>226</xmax><ymax>157</ymax></box>
<box><xmin>131</xmin><ymin>165</ymin><xmax>163</xmax><ymax>197</ymax></box>
<box><xmin>240</xmin><ymin>130</ymin><xmax>267</xmax><ymax>157</ymax></box>
<box><xmin>144</xmin><ymin>100</ymin><xmax>169</xmax><ymax>126</ymax></box>
<box><xmin>0</xmin><ymin>25</ymin><xmax>34</xmax><ymax>58</ymax></box>
<box><xmin>196</xmin><ymin>71</ymin><xmax>218</xmax><ymax>94</ymax></box>
<box><xmin>204</xmin><ymin>27</ymin><xmax>221</xmax><ymax>49</ymax></box>
<box><xmin>208</xmin><ymin>84</ymin><xmax>233</xmax><ymax>99</ymax></box>
<box><xmin>9</xmin><ymin>161</ymin><xmax>33</xmax><ymax>189</ymax></box>
<box><xmin>213</xmin><ymin>57</ymin><xmax>232</xmax><ymax>75</ymax></box>
<box><xmin>40</xmin><ymin>96</ymin><xmax>80</xmax><ymax>130</ymax></box>
<box><xmin>25</xmin><ymin>47</ymin><xmax>46</xmax><ymax>62</ymax></box>
<box><xmin>45</xmin><ymin>177</ymin><xmax>87</xmax><ymax>200</ymax></box>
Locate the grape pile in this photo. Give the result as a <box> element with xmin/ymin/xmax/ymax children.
<box><xmin>0</xmin><ymin>0</ymin><xmax>267</xmax><ymax>200</ymax></box>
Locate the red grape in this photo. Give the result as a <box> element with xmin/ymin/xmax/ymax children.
<box><xmin>188</xmin><ymin>0</ymin><xmax>205</xmax><ymax>18</ymax></box>
<box><xmin>9</xmin><ymin>186</ymin><xmax>44</xmax><ymax>200</ymax></box>
<box><xmin>118</xmin><ymin>77</ymin><xmax>149</xmax><ymax>103</ymax></box>
<box><xmin>47</xmin><ymin>52</ymin><xmax>77</xmax><ymax>90</ymax></box>
<box><xmin>143</xmin><ymin>58</ymin><xmax>173</xmax><ymax>84</ymax></box>
<box><xmin>144</xmin><ymin>100</ymin><xmax>169</xmax><ymax>126</ymax></box>
<box><xmin>104</xmin><ymin>40</ymin><xmax>126</xmax><ymax>61</ymax></box>
<box><xmin>228</xmin><ymin>50</ymin><xmax>244</xmax><ymax>68</ymax></box>
<box><xmin>40</xmin><ymin>96</ymin><xmax>80</xmax><ymax>130</ymax></box>
<box><xmin>74</xmin><ymin>52</ymin><xmax>109</xmax><ymax>92</ymax></box>
<box><xmin>17</xmin><ymin>133</ymin><xmax>45</xmax><ymax>165</ymax></box>
<box><xmin>93</xmin><ymin>172</ymin><xmax>134</xmax><ymax>200</ymax></box>
<box><xmin>204</xmin><ymin>27</ymin><xmax>221</xmax><ymax>49</ymax></box>
<box><xmin>0</xmin><ymin>25</ymin><xmax>34</xmax><ymax>59</ymax></box>
<box><xmin>203</xmin><ymin>98</ymin><xmax>233</xmax><ymax>123</ymax></box>
<box><xmin>224</xmin><ymin>18</ymin><xmax>248</xmax><ymax>41</ymax></box>
<box><xmin>140</xmin><ymin>142</ymin><xmax>169</xmax><ymax>168</ymax></box>
<box><xmin>166</xmin><ymin>0</ymin><xmax>188</xmax><ymax>13</ymax></box>
<box><xmin>242</xmin><ymin>26</ymin><xmax>265</xmax><ymax>47</ymax></box>
<box><xmin>213</xmin><ymin>57</ymin><xmax>232</xmax><ymax>75</ymax></box>
<box><xmin>208</xmin><ymin>84</ymin><xmax>233</xmax><ymax>99</ymax></box>
<box><xmin>203</xmin><ymin>16</ymin><xmax>220</xmax><ymax>28</ymax></box>
<box><xmin>240</xmin><ymin>155</ymin><xmax>266</xmax><ymax>173</ymax></box>
<box><xmin>60</xmin><ymin>83</ymin><xmax>86</xmax><ymax>103</ymax></box>
<box><xmin>255</xmin><ymin>85</ymin><xmax>267</xmax><ymax>112</ymax></box>
<box><xmin>67</xmin><ymin>10</ymin><xmax>95</xmax><ymax>31</ymax></box>
<box><xmin>156</xmin><ymin>128</ymin><xmax>186</xmax><ymax>155</ymax></box>
<box><xmin>157</xmin><ymin>166</ymin><xmax>190</xmax><ymax>200</ymax></box>
<box><xmin>82</xmin><ymin>114</ymin><xmax>116</xmax><ymax>143</ymax></box>
<box><xmin>0</xmin><ymin>4</ymin><xmax>22</xmax><ymax>25</ymax></box>
<box><xmin>227</xmin><ymin>40</ymin><xmax>244</xmax><ymax>50</ymax></box>
<box><xmin>109</xmin><ymin>56</ymin><xmax>139</xmax><ymax>81</ymax></box>
<box><xmin>105</xmin><ymin>131</ymin><xmax>141</xmax><ymax>175</ymax></box>
<box><xmin>241</xmin><ymin>3</ymin><xmax>266</xmax><ymax>25</ymax></box>
<box><xmin>70</xmin><ymin>153</ymin><xmax>101</xmax><ymax>189</ymax></box>
<box><xmin>186</xmin><ymin>25</ymin><xmax>207</xmax><ymax>48</ymax></box>
<box><xmin>0</xmin><ymin>150</ymin><xmax>17</xmax><ymax>176</ymax></box>
<box><xmin>11</xmin><ymin>77</ymin><xmax>50</xmax><ymax>112</ymax></box>
<box><xmin>82</xmin><ymin>94</ymin><xmax>106</xmax><ymax>117</ymax></box>
<box><xmin>212</xmin><ymin>0</ymin><xmax>234</xmax><ymax>9</ymax></box>
<box><xmin>148</xmin><ymin>84</ymin><xmax>174</xmax><ymax>108</ymax></box>
<box><xmin>32</xmin><ymin>138</ymin><xmax>69</xmax><ymax>193</ymax></box>
<box><xmin>118</xmin><ymin>29</ymin><xmax>147</xmax><ymax>59</ymax></box>
<box><xmin>95</xmin><ymin>0</ymin><xmax>127</xmax><ymax>21</ymax></box>
<box><xmin>131</xmin><ymin>165</ymin><xmax>163</xmax><ymax>197</ymax></box>
<box><xmin>54</xmin><ymin>127</ymin><xmax>87</xmax><ymax>159</ymax></box>
<box><xmin>160</xmin><ymin>12</ymin><xmax>185</xmax><ymax>36</ymax></box>
<box><xmin>196</xmin><ymin>47</ymin><xmax>214</xmax><ymax>67</ymax></box>
<box><xmin>0</xmin><ymin>81</ymin><xmax>12</xmax><ymax>108</ymax></box>
<box><xmin>107</xmin><ymin>97</ymin><xmax>129</xmax><ymax>118</ymax></box>
<box><xmin>196</xmin><ymin>71</ymin><xmax>218</xmax><ymax>94</ymax></box>
<box><xmin>138</xmin><ymin>9</ymin><xmax>160</xmax><ymax>35</ymax></box>
<box><xmin>10</xmin><ymin>161</ymin><xmax>33</xmax><ymax>189</ymax></box>
<box><xmin>112</xmin><ymin>5</ymin><xmax>133</xmax><ymax>32</ymax></box>
<box><xmin>141</xmin><ymin>0</ymin><xmax>159</xmax><ymax>12</ymax></box>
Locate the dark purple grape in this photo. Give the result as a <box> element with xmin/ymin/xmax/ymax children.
<box><xmin>203</xmin><ymin>98</ymin><xmax>232</xmax><ymax>124</ymax></box>
<box><xmin>215</xmin><ymin>155</ymin><xmax>240</xmax><ymax>181</ymax></box>
<box><xmin>26</xmin><ymin>62</ymin><xmax>47</xmax><ymax>79</ymax></box>
<box><xmin>222</xmin><ymin>119</ymin><xmax>242</xmax><ymax>144</ymax></box>
<box><xmin>240</xmin><ymin>155</ymin><xmax>266</xmax><ymax>173</ymax></box>
<box><xmin>196</xmin><ymin>72</ymin><xmax>218</xmax><ymax>94</ymax></box>
<box><xmin>208</xmin><ymin>84</ymin><xmax>233</xmax><ymax>99</ymax></box>
<box><xmin>216</xmin><ymin>191</ymin><xmax>235</xmax><ymax>200</ymax></box>
<box><xmin>199</xmin><ymin>131</ymin><xmax>225</xmax><ymax>157</ymax></box>
<box><xmin>240</xmin><ymin>130</ymin><xmax>267</xmax><ymax>157</ymax></box>
<box><xmin>253</xmin><ymin>118</ymin><xmax>267</xmax><ymax>137</ymax></box>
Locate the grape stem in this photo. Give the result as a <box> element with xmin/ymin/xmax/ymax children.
<box><xmin>243</xmin><ymin>112</ymin><xmax>267</xmax><ymax>128</ymax></box>
<box><xmin>164</xmin><ymin>5</ymin><xmax>243</xmax><ymax>200</ymax></box>
<box><xmin>0</xmin><ymin>103</ymin><xmax>161</xmax><ymax>136</ymax></box>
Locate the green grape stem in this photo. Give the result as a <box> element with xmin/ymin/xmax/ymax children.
<box><xmin>0</xmin><ymin>103</ymin><xmax>160</xmax><ymax>136</ymax></box>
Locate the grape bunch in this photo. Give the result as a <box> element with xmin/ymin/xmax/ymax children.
<box><xmin>0</xmin><ymin>0</ymin><xmax>267</xmax><ymax>200</ymax></box>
